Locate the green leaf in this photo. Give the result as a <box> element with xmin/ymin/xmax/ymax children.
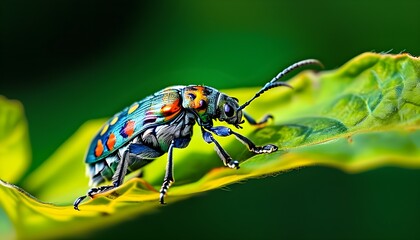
<box><xmin>0</xmin><ymin>53</ymin><xmax>419</xmax><ymax>239</ymax></box>
<box><xmin>0</xmin><ymin>96</ymin><xmax>31</xmax><ymax>183</ymax></box>
<box><xmin>22</xmin><ymin>119</ymin><xmax>106</xmax><ymax>203</ymax></box>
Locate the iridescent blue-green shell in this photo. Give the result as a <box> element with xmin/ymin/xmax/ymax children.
<box><xmin>85</xmin><ymin>86</ymin><xmax>184</xmax><ymax>164</ymax></box>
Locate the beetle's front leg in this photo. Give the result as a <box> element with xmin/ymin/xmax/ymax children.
<box><xmin>243</xmin><ymin>112</ymin><xmax>273</xmax><ymax>127</ymax></box>
<box><xmin>201</xmin><ymin>128</ymin><xmax>239</xmax><ymax>169</ymax></box>
<box><xmin>208</xmin><ymin>126</ymin><xmax>278</xmax><ymax>154</ymax></box>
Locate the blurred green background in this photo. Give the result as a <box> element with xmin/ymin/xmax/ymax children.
<box><xmin>1</xmin><ymin>0</ymin><xmax>419</xmax><ymax>239</ymax></box>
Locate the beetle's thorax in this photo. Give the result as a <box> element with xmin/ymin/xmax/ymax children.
<box><xmin>181</xmin><ymin>85</ymin><xmax>219</xmax><ymax>124</ymax></box>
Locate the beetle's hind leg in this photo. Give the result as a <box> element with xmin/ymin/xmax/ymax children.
<box><xmin>243</xmin><ymin>112</ymin><xmax>273</xmax><ymax>127</ymax></box>
<box><xmin>73</xmin><ymin>184</ymin><xmax>116</xmax><ymax>210</ymax></box>
<box><xmin>73</xmin><ymin>149</ymin><xmax>130</xmax><ymax>211</ymax></box>
<box><xmin>74</xmin><ymin>143</ymin><xmax>164</xmax><ymax>210</ymax></box>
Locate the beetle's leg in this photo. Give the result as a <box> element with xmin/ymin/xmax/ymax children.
<box><xmin>73</xmin><ymin>196</ymin><xmax>87</xmax><ymax>210</ymax></box>
<box><xmin>201</xmin><ymin>128</ymin><xmax>239</xmax><ymax>169</ymax></box>
<box><xmin>243</xmin><ymin>112</ymin><xmax>273</xmax><ymax>126</ymax></box>
<box><xmin>159</xmin><ymin>138</ymin><xmax>191</xmax><ymax>204</ymax></box>
<box><xmin>91</xmin><ymin>149</ymin><xmax>130</xmax><ymax>192</ymax></box>
<box><xmin>73</xmin><ymin>149</ymin><xmax>130</xmax><ymax>211</ymax></box>
<box><xmin>159</xmin><ymin>140</ymin><xmax>175</xmax><ymax>204</ymax></box>
<box><xmin>74</xmin><ymin>143</ymin><xmax>163</xmax><ymax>210</ymax></box>
<box><xmin>208</xmin><ymin>126</ymin><xmax>278</xmax><ymax>154</ymax></box>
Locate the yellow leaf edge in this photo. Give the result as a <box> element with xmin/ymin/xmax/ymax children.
<box><xmin>1</xmin><ymin>126</ymin><xmax>419</xmax><ymax>239</ymax></box>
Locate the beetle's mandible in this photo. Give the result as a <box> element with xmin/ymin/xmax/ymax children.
<box><xmin>73</xmin><ymin>59</ymin><xmax>322</xmax><ymax>210</ymax></box>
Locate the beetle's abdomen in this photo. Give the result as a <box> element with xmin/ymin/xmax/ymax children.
<box><xmin>87</xmin><ymin>137</ymin><xmax>162</xmax><ymax>186</ymax></box>
<box><xmin>87</xmin><ymin>112</ymin><xmax>196</xmax><ymax>186</ymax></box>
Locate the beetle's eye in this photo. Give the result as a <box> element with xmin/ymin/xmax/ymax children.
<box><xmin>224</xmin><ymin>104</ymin><xmax>234</xmax><ymax>117</ymax></box>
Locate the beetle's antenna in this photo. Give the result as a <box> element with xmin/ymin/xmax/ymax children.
<box><xmin>238</xmin><ymin>59</ymin><xmax>323</xmax><ymax>111</ymax></box>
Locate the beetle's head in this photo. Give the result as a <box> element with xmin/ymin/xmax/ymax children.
<box><xmin>216</xmin><ymin>94</ymin><xmax>244</xmax><ymax>128</ymax></box>
<box><xmin>208</xmin><ymin>59</ymin><xmax>323</xmax><ymax>128</ymax></box>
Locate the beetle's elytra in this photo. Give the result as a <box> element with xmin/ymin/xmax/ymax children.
<box><xmin>74</xmin><ymin>59</ymin><xmax>322</xmax><ymax>210</ymax></box>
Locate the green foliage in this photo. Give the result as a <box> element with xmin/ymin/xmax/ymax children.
<box><xmin>0</xmin><ymin>53</ymin><xmax>419</xmax><ymax>239</ymax></box>
<box><xmin>0</xmin><ymin>96</ymin><xmax>31</xmax><ymax>183</ymax></box>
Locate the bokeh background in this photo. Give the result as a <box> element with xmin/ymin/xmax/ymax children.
<box><xmin>1</xmin><ymin>0</ymin><xmax>419</xmax><ymax>239</ymax></box>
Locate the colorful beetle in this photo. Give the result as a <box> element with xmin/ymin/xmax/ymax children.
<box><xmin>73</xmin><ymin>59</ymin><xmax>322</xmax><ymax>210</ymax></box>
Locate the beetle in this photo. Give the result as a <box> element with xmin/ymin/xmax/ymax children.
<box><xmin>73</xmin><ymin>59</ymin><xmax>322</xmax><ymax>210</ymax></box>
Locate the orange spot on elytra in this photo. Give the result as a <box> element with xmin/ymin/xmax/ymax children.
<box><xmin>161</xmin><ymin>99</ymin><xmax>181</xmax><ymax>116</ymax></box>
<box><xmin>124</xmin><ymin>120</ymin><xmax>135</xmax><ymax>137</ymax></box>
<box><xmin>107</xmin><ymin>133</ymin><xmax>116</xmax><ymax>150</ymax></box>
<box><xmin>94</xmin><ymin>139</ymin><xmax>104</xmax><ymax>157</ymax></box>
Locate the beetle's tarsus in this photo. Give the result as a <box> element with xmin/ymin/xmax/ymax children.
<box><xmin>263</xmin><ymin>144</ymin><xmax>278</xmax><ymax>153</ymax></box>
<box><xmin>227</xmin><ymin>160</ymin><xmax>240</xmax><ymax>169</ymax></box>
<box><xmin>159</xmin><ymin>192</ymin><xmax>166</xmax><ymax>205</ymax></box>
<box><xmin>252</xmin><ymin>144</ymin><xmax>278</xmax><ymax>154</ymax></box>
<box><xmin>87</xmin><ymin>185</ymin><xmax>114</xmax><ymax>197</ymax></box>
<box><xmin>159</xmin><ymin>140</ymin><xmax>177</xmax><ymax>205</ymax></box>
<box><xmin>159</xmin><ymin>179</ymin><xmax>173</xmax><ymax>205</ymax></box>
<box><xmin>73</xmin><ymin>195</ymin><xmax>87</xmax><ymax>211</ymax></box>
<box><xmin>73</xmin><ymin>185</ymin><xmax>115</xmax><ymax>211</ymax></box>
